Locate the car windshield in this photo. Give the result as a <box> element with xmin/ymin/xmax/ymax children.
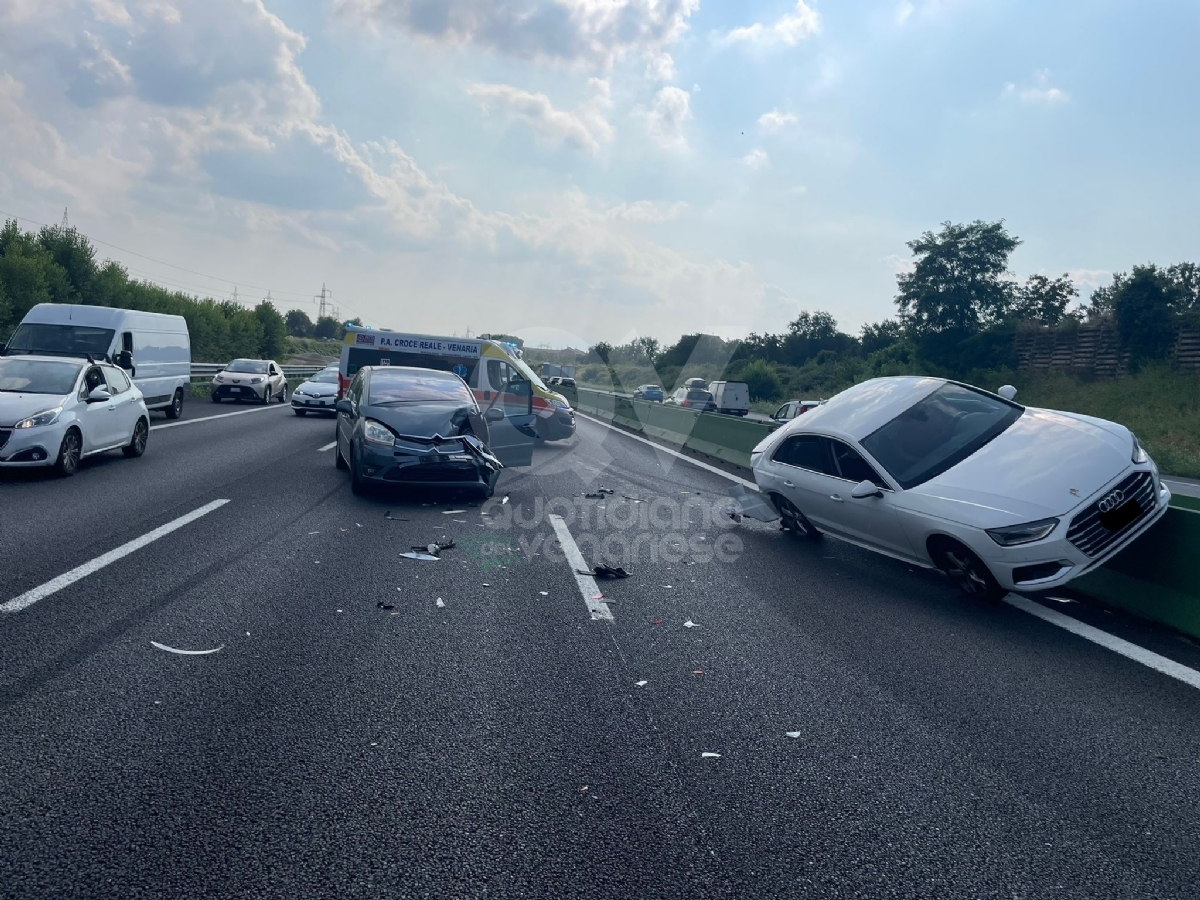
<box><xmin>368</xmin><ymin>369</ymin><xmax>473</xmax><ymax>405</ymax></box>
<box><xmin>3</xmin><ymin>323</ymin><xmax>114</xmax><ymax>359</ymax></box>
<box><xmin>0</xmin><ymin>358</ymin><xmax>82</xmax><ymax>394</ymax></box>
<box><xmin>225</xmin><ymin>360</ymin><xmax>268</xmax><ymax>374</ymax></box>
<box><xmin>862</xmin><ymin>383</ymin><xmax>1023</xmax><ymax>489</ymax></box>
<box><xmin>309</xmin><ymin>370</ymin><xmax>339</xmax><ymax>384</ymax></box>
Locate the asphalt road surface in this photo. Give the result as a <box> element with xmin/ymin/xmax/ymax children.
<box><xmin>2</xmin><ymin>402</ymin><xmax>1199</xmax><ymax>899</ymax></box>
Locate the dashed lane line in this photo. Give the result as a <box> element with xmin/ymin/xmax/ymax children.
<box><xmin>548</xmin><ymin>514</ymin><xmax>614</xmax><ymax>622</ymax></box>
<box><xmin>152</xmin><ymin>404</ymin><xmax>289</xmax><ymax>431</ymax></box>
<box><xmin>1</xmin><ymin>500</ymin><xmax>231</xmax><ymax>614</ymax></box>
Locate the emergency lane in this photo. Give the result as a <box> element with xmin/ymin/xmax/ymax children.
<box><xmin>1</xmin><ymin>409</ymin><xmax>1199</xmax><ymax>898</ymax></box>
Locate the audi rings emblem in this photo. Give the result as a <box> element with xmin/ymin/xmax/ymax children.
<box><xmin>1098</xmin><ymin>489</ymin><xmax>1125</xmax><ymax>514</ymax></box>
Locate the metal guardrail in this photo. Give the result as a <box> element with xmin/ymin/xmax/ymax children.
<box><xmin>190</xmin><ymin>364</ymin><xmax>328</xmax><ymax>377</ymax></box>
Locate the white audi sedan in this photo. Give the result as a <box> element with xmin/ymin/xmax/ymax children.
<box><xmin>0</xmin><ymin>356</ymin><xmax>150</xmax><ymax>476</ymax></box>
<box><xmin>750</xmin><ymin>376</ymin><xmax>1170</xmax><ymax>601</ymax></box>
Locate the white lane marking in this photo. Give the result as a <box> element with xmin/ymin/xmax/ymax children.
<box><xmin>574</xmin><ymin>411</ymin><xmax>756</xmax><ymax>489</ymax></box>
<box><xmin>0</xmin><ymin>499</ymin><xmax>231</xmax><ymax>614</ymax></box>
<box><xmin>577</xmin><ymin>412</ymin><xmax>1200</xmax><ymax>689</ymax></box>
<box><xmin>152</xmin><ymin>404</ymin><xmax>288</xmax><ymax>431</ymax></box>
<box><xmin>548</xmin><ymin>514</ymin><xmax>614</xmax><ymax>622</ymax></box>
<box><xmin>1162</xmin><ymin>477</ymin><xmax>1200</xmax><ymax>500</ymax></box>
<box><xmin>317</xmin><ymin>441</ymin><xmax>337</xmax><ymax>452</ymax></box>
<box><xmin>1004</xmin><ymin>594</ymin><xmax>1200</xmax><ymax>690</ymax></box>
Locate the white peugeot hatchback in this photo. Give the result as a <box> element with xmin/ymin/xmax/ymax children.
<box><xmin>0</xmin><ymin>356</ymin><xmax>150</xmax><ymax>476</ymax></box>
<box><xmin>750</xmin><ymin>376</ymin><xmax>1170</xmax><ymax>601</ymax></box>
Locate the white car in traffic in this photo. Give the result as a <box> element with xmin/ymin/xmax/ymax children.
<box><xmin>0</xmin><ymin>356</ymin><xmax>150</xmax><ymax>476</ymax></box>
<box><xmin>750</xmin><ymin>376</ymin><xmax>1170</xmax><ymax>601</ymax></box>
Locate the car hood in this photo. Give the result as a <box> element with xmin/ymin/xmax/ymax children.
<box><xmin>296</xmin><ymin>380</ymin><xmax>337</xmax><ymax>395</ymax></box>
<box><xmin>0</xmin><ymin>393</ymin><xmax>70</xmax><ymax>426</ymax></box>
<box><xmin>364</xmin><ymin>401</ymin><xmax>478</xmax><ymax>441</ymax></box>
<box><xmin>904</xmin><ymin>407</ymin><xmax>1134</xmax><ymax>526</ymax></box>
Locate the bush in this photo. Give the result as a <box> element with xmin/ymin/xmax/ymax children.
<box><xmin>739</xmin><ymin>359</ymin><xmax>782</xmax><ymax>402</ymax></box>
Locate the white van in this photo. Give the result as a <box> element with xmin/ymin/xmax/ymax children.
<box><xmin>3</xmin><ymin>304</ymin><xmax>192</xmax><ymax>418</ymax></box>
<box><xmin>708</xmin><ymin>381</ymin><xmax>750</xmax><ymax>417</ymax></box>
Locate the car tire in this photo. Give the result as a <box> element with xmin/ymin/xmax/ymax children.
<box><xmin>335</xmin><ymin>436</ymin><xmax>348</xmax><ymax>471</ymax></box>
<box><xmin>771</xmin><ymin>494</ymin><xmax>822</xmax><ymax>541</ymax></box>
<box><xmin>54</xmin><ymin>428</ymin><xmax>82</xmax><ymax>477</ymax></box>
<box><xmin>260</xmin><ymin>388</ymin><xmax>270</xmax><ymax>405</ymax></box>
<box><xmin>123</xmin><ymin>418</ymin><xmax>149</xmax><ymax>458</ymax></box>
<box><xmin>349</xmin><ymin>445</ymin><xmax>366</xmax><ymax>496</ymax></box>
<box><xmin>295</xmin><ymin>409</ymin><xmax>307</xmax><ymax>417</ymax></box>
<box><xmin>211</xmin><ymin>393</ymin><xmax>221</xmax><ymax>403</ymax></box>
<box><xmin>929</xmin><ymin>538</ymin><xmax>1005</xmax><ymax>604</ymax></box>
<box><xmin>164</xmin><ymin>389</ymin><xmax>184</xmax><ymax>419</ymax></box>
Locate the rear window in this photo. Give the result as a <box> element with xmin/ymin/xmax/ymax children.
<box><xmin>687</xmin><ymin>390</ymin><xmax>712</xmax><ymax>401</ymax></box>
<box><xmin>368</xmin><ymin>369</ymin><xmax>474</xmax><ymax>405</ymax></box>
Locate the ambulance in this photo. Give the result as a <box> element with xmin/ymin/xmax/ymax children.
<box><xmin>337</xmin><ymin>328</ymin><xmax>575</xmax><ymax>442</ymax></box>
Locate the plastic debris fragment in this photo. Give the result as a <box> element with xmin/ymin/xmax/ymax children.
<box><xmin>701</xmin><ymin>752</ymin><xmax>721</xmax><ymax>759</ymax></box>
<box><xmin>785</xmin><ymin>732</ymin><xmax>802</xmax><ymax>739</ymax></box>
<box><xmin>635</xmin><ymin>680</ymin><xmax>648</xmax><ymax>687</ymax></box>
<box><xmin>442</xmin><ymin>509</ymin><xmax>467</xmax><ymax>515</ymax></box>
<box><xmin>377</xmin><ymin>602</ymin><xmax>396</xmax><ymax>610</ymax></box>
<box><xmin>435</xmin><ymin>597</ymin><xmax>445</xmax><ymax>608</ymax></box>
<box><xmin>539</xmin><ymin>591</ymin><xmax>549</xmax><ymax>596</ymax></box>
<box><xmin>725</xmin><ymin>484</ymin><xmax>780</xmax><ymax>523</ymax></box>
<box><xmin>683</xmin><ymin>620</ymin><xmax>700</xmax><ymax>628</ymax></box>
<box><xmin>150</xmin><ymin>641</ymin><xmax>224</xmax><ymax>656</ymax></box>
<box><xmin>401</xmin><ymin>552</ymin><xmax>440</xmax><ymax>561</ymax></box>
<box><xmin>578</xmin><ymin>564</ymin><xmax>631</xmax><ymax>579</ymax></box>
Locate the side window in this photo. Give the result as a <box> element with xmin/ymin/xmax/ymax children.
<box><xmin>486</xmin><ymin>359</ymin><xmax>504</xmax><ymax>391</ymax></box>
<box><xmin>103</xmin><ymin>366</ymin><xmax>131</xmax><ymax>394</ymax></box>
<box><xmin>772</xmin><ymin>435</ymin><xmax>837</xmax><ymax>475</ymax></box>
<box><xmin>774</xmin><ymin>403</ymin><xmax>792</xmax><ymax>420</ymax></box>
<box><xmin>121</xmin><ymin>332</ymin><xmax>134</xmax><ymax>353</ymax></box>
<box><xmin>83</xmin><ymin>366</ymin><xmax>106</xmax><ymax>396</ymax></box>
<box><xmin>348</xmin><ymin>373</ymin><xmax>364</xmax><ymax>408</ymax></box>
<box><xmin>830</xmin><ymin>440</ymin><xmax>888</xmax><ymax>489</ymax></box>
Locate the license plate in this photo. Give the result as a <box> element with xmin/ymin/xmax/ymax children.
<box><xmin>419</xmin><ymin>454</ymin><xmax>446</xmax><ymax>465</ymax></box>
<box><xmin>1099</xmin><ymin>499</ymin><xmax>1142</xmax><ymax>531</ymax></box>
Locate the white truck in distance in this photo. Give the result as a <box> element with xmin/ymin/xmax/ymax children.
<box><xmin>709</xmin><ymin>381</ymin><xmax>750</xmax><ymax>417</ymax></box>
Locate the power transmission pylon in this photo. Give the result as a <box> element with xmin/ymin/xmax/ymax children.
<box><xmin>61</xmin><ymin>208</ymin><xmax>69</xmax><ymax>228</ymax></box>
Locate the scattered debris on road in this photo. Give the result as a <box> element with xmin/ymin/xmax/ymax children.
<box><xmin>623</xmin><ymin>495</ymin><xmax>647</xmax><ymax>503</ymax></box>
<box><xmin>683</xmin><ymin>620</ymin><xmax>700</xmax><ymax>628</ymax></box>
<box><xmin>701</xmin><ymin>752</ymin><xmax>722</xmax><ymax>759</ymax></box>
<box><xmin>435</xmin><ymin>597</ymin><xmax>445</xmax><ymax>608</ymax></box>
<box><xmin>149</xmin><ymin>641</ymin><xmax>224</xmax><ymax>656</ymax></box>
<box><xmin>583</xmin><ymin>492</ymin><xmax>604</xmax><ymax>499</ymax></box>
<box><xmin>502</xmin><ymin>495</ymin><xmax>510</xmax><ymax>505</ymax></box>
<box><xmin>635</xmin><ymin>680</ymin><xmax>648</xmax><ymax>687</ymax></box>
<box><xmin>785</xmin><ymin>731</ymin><xmax>802</xmax><ymax>739</ymax></box>
<box><xmin>376</xmin><ymin>601</ymin><xmax>396</xmax><ymax>611</ymax></box>
<box><xmin>579</xmin><ymin>564</ymin><xmax>631</xmax><ymax>579</ymax></box>
<box><xmin>651</xmin><ymin>619</ymin><xmax>663</xmax><ymax>626</ymax></box>
<box><xmin>442</xmin><ymin>509</ymin><xmax>467</xmax><ymax>515</ymax></box>
<box><xmin>539</xmin><ymin>591</ymin><xmax>549</xmax><ymax>596</ymax></box>
<box><xmin>384</xmin><ymin>512</ymin><xmax>409</xmax><ymax>521</ymax></box>
<box><xmin>401</xmin><ymin>551</ymin><xmax>440</xmax><ymax>561</ymax></box>
<box><xmin>724</xmin><ymin>484</ymin><xmax>780</xmax><ymax>523</ymax></box>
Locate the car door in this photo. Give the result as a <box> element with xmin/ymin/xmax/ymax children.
<box><xmin>102</xmin><ymin>365</ymin><xmax>141</xmax><ymax>442</ymax></box>
<box><xmin>824</xmin><ymin>439</ymin><xmax>918</xmax><ymax>559</ymax></box>
<box><xmin>765</xmin><ymin>434</ymin><xmax>844</xmax><ymax>531</ymax></box>
<box><xmin>482</xmin><ymin>359</ymin><xmax>535</xmax><ymax>467</ymax></box>
<box><xmin>337</xmin><ymin>372</ymin><xmax>364</xmax><ymax>458</ymax></box>
<box><xmin>79</xmin><ymin>365</ymin><xmax>121</xmax><ymax>449</ymax></box>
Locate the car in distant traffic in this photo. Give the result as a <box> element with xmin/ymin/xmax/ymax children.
<box><xmin>709</xmin><ymin>381</ymin><xmax>750</xmax><ymax>416</ymax></box>
<box><xmin>558</xmin><ymin>377</ymin><xmax>577</xmax><ymax>390</ymax></box>
<box><xmin>683</xmin><ymin>377</ymin><xmax>708</xmax><ymax>391</ymax></box>
<box><xmin>0</xmin><ymin>356</ymin><xmax>149</xmax><ymax>476</ymax></box>
<box><xmin>291</xmin><ymin>367</ymin><xmax>340</xmax><ymax>416</ymax></box>
<box><xmin>211</xmin><ymin>359</ymin><xmax>288</xmax><ymax>404</ymax></box>
<box><xmin>771</xmin><ymin>399</ymin><xmax>824</xmax><ymax>423</ymax></box>
<box><xmin>667</xmin><ymin>387</ymin><xmax>717</xmax><ymax>411</ymax></box>
<box><xmin>750</xmin><ymin>376</ymin><xmax>1170</xmax><ymax>602</ymax></box>
<box><xmin>546</xmin><ymin>376</ymin><xmax>561</xmax><ymax>386</ymax></box>
<box><xmin>634</xmin><ymin>384</ymin><xmax>664</xmax><ymax>402</ymax></box>
<box><xmin>334</xmin><ymin>366</ymin><xmax>535</xmax><ymax>497</ymax></box>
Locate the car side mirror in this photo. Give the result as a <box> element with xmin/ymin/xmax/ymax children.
<box><xmin>485</xmin><ymin>407</ymin><xmax>505</xmax><ymax>422</ymax></box>
<box><xmin>336</xmin><ymin>399</ymin><xmax>354</xmax><ymax>415</ymax></box>
<box><xmin>997</xmin><ymin>384</ymin><xmax>1018</xmax><ymax>401</ymax></box>
<box><xmin>88</xmin><ymin>388</ymin><xmax>112</xmax><ymax>404</ymax></box>
<box><xmin>851</xmin><ymin>479</ymin><xmax>883</xmax><ymax>500</ymax></box>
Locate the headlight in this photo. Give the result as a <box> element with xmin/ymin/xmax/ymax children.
<box><xmin>14</xmin><ymin>407</ymin><xmax>63</xmax><ymax>429</ymax></box>
<box><xmin>551</xmin><ymin>399</ymin><xmax>571</xmax><ymax>410</ymax></box>
<box><xmin>213</xmin><ymin>374</ymin><xmax>224</xmax><ymax>384</ymax></box>
<box><xmin>1131</xmin><ymin>434</ymin><xmax>1149</xmax><ymax>464</ymax></box>
<box><xmin>986</xmin><ymin>517</ymin><xmax>1059</xmax><ymax>546</ymax></box>
<box><xmin>363</xmin><ymin>419</ymin><xmax>396</xmax><ymax>446</ymax></box>
<box><xmin>251</xmin><ymin>377</ymin><xmax>265</xmax><ymax>384</ymax></box>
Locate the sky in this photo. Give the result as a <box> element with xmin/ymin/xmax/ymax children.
<box><xmin>1</xmin><ymin>0</ymin><xmax>1198</xmax><ymax>350</ymax></box>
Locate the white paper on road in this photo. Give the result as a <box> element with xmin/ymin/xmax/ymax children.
<box><xmin>150</xmin><ymin>641</ymin><xmax>224</xmax><ymax>656</ymax></box>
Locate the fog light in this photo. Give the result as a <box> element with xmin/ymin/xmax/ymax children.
<box><xmin>365</xmin><ymin>467</ymin><xmax>376</xmax><ymax>476</ymax></box>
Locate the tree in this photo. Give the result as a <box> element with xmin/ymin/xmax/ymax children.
<box><xmin>1113</xmin><ymin>265</ymin><xmax>1178</xmax><ymax>365</ymax></box>
<box><xmin>0</xmin><ymin>247</ymin><xmax>53</xmax><ymax>324</ymax></box>
<box><xmin>895</xmin><ymin>220</ymin><xmax>1021</xmax><ymax>334</ymax></box>
<box><xmin>227</xmin><ymin>310</ymin><xmax>264</xmax><ymax>359</ymax></box>
<box><xmin>1166</xmin><ymin>262</ymin><xmax>1200</xmax><ymax>313</ymax></box>
<box><xmin>37</xmin><ymin>225</ymin><xmax>97</xmax><ymax>304</ymax></box>
<box><xmin>633</xmin><ymin>336</ymin><xmax>660</xmax><ymax>364</ymax></box>
<box><xmin>285</xmin><ymin>309</ymin><xmax>314</xmax><ymax>338</ymax></box>
<box><xmin>1012</xmin><ymin>274</ymin><xmax>1078</xmax><ymax>326</ymax></box>
<box><xmin>589</xmin><ymin>341</ymin><xmax>613</xmax><ymax>364</ymax></box>
<box><xmin>314</xmin><ymin>315</ymin><xmax>341</xmax><ymax>340</ymax></box>
<box><xmin>788</xmin><ymin>310</ymin><xmax>838</xmax><ymax>340</ymax></box>
<box><xmin>342</xmin><ymin>317</ymin><xmax>363</xmax><ymax>338</ymax></box>
<box><xmin>860</xmin><ymin>320</ymin><xmax>902</xmax><ymax>355</ymax></box>
<box><xmin>255</xmin><ymin>301</ymin><xmax>288</xmax><ymax>359</ymax></box>
<box><xmin>0</xmin><ymin>278</ymin><xmax>10</xmax><ymax>340</ymax></box>
<box><xmin>739</xmin><ymin>359</ymin><xmax>782</xmax><ymax>402</ymax></box>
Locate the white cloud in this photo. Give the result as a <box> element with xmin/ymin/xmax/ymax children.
<box><xmin>638</xmin><ymin>86</ymin><xmax>691</xmax><ymax>151</ymax></box>
<box><xmin>895</xmin><ymin>2</ymin><xmax>915</xmax><ymax>25</ymax></box>
<box><xmin>605</xmin><ymin>200</ymin><xmax>687</xmax><ymax>223</ymax></box>
<box><xmin>338</xmin><ymin>0</ymin><xmax>700</xmax><ymax>71</ymax></box>
<box><xmin>1066</xmin><ymin>269</ymin><xmax>1112</xmax><ymax>292</ymax></box>
<box><xmin>1003</xmin><ymin>70</ymin><xmax>1070</xmax><ymax>105</ymax></box>
<box><xmin>719</xmin><ymin>2</ymin><xmax>821</xmax><ymax>47</ymax></box>
<box><xmin>758</xmin><ymin>109</ymin><xmax>797</xmax><ymax>134</ymax></box>
<box><xmin>743</xmin><ymin>148</ymin><xmax>769</xmax><ymax>169</ymax></box>
<box><xmin>466</xmin><ymin>78</ymin><xmax>613</xmax><ymax>154</ymax></box>
<box><xmin>646</xmin><ymin>51</ymin><xmax>676</xmax><ymax>82</ymax></box>
<box><xmin>884</xmin><ymin>253</ymin><xmax>915</xmax><ymax>275</ymax></box>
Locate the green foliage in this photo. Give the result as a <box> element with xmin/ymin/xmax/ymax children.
<box><xmin>255</xmin><ymin>301</ymin><xmax>288</xmax><ymax>360</ymax></box>
<box><xmin>896</xmin><ymin>220</ymin><xmax>1021</xmax><ymax>334</ymax></box>
<box><xmin>314</xmin><ymin>315</ymin><xmax>342</xmax><ymax>340</ymax></box>
<box><xmin>589</xmin><ymin>341</ymin><xmax>613</xmax><ymax>363</ymax></box>
<box><xmin>738</xmin><ymin>359</ymin><xmax>782</xmax><ymax>402</ymax></box>
<box><xmin>1113</xmin><ymin>265</ymin><xmax>1178</xmax><ymax>366</ymax></box>
<box><xmin>1012</xmin><ymin>274</ymin><xmax>1078</xmax><ymax>326</ymax></box>
<box><xmin>860</xmin><ymin>319</ymin><xmax>902</xmax><ymax>355</ymax></box>
<box><xmin>286</xmin><ymin>309</ymin><xmax>314</xmax><ymax>338</ymax></box>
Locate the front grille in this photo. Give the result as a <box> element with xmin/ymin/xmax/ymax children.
<box><xmin>0</xmin><ymin>429</ymin><xmax>10</xmax><ymax>450</ymax></box>
<box><xmin>1067</xmin><ymin>471</ymin><xmax>1157</xmax><ymax>558</ymax></box>
<box><xmin>386</xmin><ymin>465</ymin><xmax>479</xmax><ymax>484</ymax></box>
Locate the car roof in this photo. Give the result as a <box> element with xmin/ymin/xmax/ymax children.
<box><xmin>793</xmin><ymin>376</ymin><xmax>946</xmax><ymax>440</ymax></box>
<box><xmin>1</xmin><ymin>354</ymin><xmax>87</xmax><ymax>367</ymax></box>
